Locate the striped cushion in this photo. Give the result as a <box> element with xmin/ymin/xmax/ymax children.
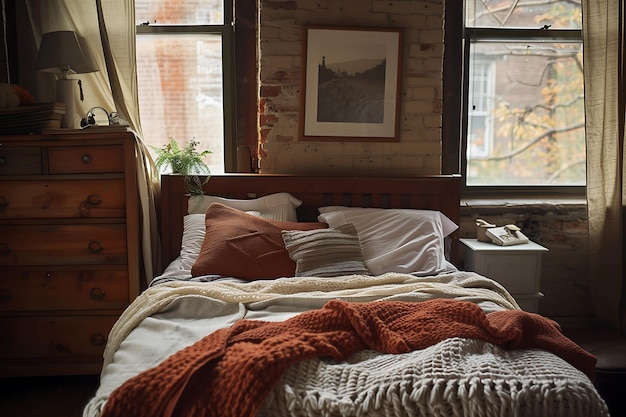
<box><xmin>282</xmin><ymin>223</ymin><xmax>370</xmax><ymax>277</ymax></box>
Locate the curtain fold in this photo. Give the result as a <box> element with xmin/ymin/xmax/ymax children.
<box><xmin>25</xmin><ymin>0</ymin><xmax>161</xmax><ymax>286</ymax></box>
<box><xmin>582</xmin><ymin>0</ymin><xmax>626</xmax><ymax>333</ymax></box>
<box><xmin>93</xmin><ymin>0</ymin><xmax>161</xmax><ymax>285</ymax></box>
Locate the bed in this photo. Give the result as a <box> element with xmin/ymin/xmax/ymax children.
<box><xmin>83</xmin><ymin>174</ymin><xmax>609</xmax><ymax>417</ymax></box>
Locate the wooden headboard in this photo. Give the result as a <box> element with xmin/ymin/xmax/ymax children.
<box><xmin>159</xmin><ymin>174</ymin><xmax>462</xmax><ymax>272</ymax></box>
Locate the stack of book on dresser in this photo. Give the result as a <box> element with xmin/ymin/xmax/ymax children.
<box><xmin>0</xmin><ymin>102</ymin><xmax>65</xmax><ymax>134</ymax></box>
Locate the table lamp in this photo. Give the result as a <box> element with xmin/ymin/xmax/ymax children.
<box><xmin>34</xmin><ymin>30</ymin><xmax>98</xmax><ymax>128</ymax></box>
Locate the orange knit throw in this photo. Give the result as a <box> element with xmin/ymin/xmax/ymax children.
<box><xmin>100</xmin><ymin>299</ymin><xmax>596</xmax><ymax>417</ymax></box>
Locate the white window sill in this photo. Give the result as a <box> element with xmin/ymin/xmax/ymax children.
<box><xmin>461</xmin><ymin>196</ymin><xmax>586</xmax><ymax>210</ymax></box>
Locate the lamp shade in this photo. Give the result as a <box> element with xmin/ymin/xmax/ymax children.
<box><xmin>34</xmin><ymin>30</ymin><xmax>99</xmax><ymax>77</ymax></box>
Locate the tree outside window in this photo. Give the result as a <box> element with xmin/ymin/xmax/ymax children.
<box><xmin>463</xmin><ymin>0</ymin><xmax>584</xmax><ymax>187</ymax></box>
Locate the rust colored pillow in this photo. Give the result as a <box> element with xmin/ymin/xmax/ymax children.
<box><xmin>191</xmin><ymin>203</ymin><xmax>328</xmax><ymax>280</ymax></box>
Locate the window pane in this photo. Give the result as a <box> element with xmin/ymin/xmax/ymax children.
<box><xmin>465</xmin><ymin>0</ymin><xmax>581</xmax><ymax>29</ymax></box>
<box><xmin>466</xmin><ymin>41</ymin><xmax>585</xmax><ymax>186</ymax></box>
<box><xmin>137</xmin><ymin>34</ymin><xmax>225</xmax><ymax>174</ymax></box>
<box><xmin>467</xmin><ymin>60</ymin><xmax>494</xmax><ymax>158</ymax></box>
<box><xmin>135</xmin><ymin>0</ymin><xmax>224</xmax><ymax>25</ymax></box>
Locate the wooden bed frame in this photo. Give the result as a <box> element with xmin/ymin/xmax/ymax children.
<box><xmin>159</xmin><ymin>174</ymin><xmax>462</xmax><ymax>272</ymax></box>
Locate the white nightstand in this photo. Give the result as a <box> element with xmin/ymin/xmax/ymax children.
<box><xmin>460</xmin><ymin>238</ymin><xmax>549</xmax><ymax>312</ymax></box>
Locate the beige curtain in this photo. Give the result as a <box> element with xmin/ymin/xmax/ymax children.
<box><xmin>583</xmin><ymin>0</ymin><xmax>626</xmax><ymax>333</ymax></box>
<box><xmin>24</xmin><ymin>0</ymin><xmax>161</xmax><ymax>286</ymax></box>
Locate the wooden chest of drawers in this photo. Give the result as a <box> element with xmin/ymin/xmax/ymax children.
<box><xmin>0</xmin><ymin>131</ymin><xmax>140</xmax><ymax>376</ymax></box>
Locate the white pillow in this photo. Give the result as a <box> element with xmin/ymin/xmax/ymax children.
<box><xmin>317</xmin><ymin>208</ymin><xmax>458</xmax><ymax>276</ymax></box>
<box><xmin>187</xmin><ymin>192</ymin><xmax>302</xmax><ymax>221</ymax></box>
<box><xmin>180</xmin><ymin>213</ymin><xmax>208</xmax><ymax>271</ymax></box>
<box><xmin>318</xmin><ymin>206</ymin><xmax>458</xmax><ymax>238</ymax></box>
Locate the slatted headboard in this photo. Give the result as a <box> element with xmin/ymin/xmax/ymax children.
<box><xmin>159</xmin><ymin>174</ymin><xmax>462</xmax><ymax>272</ymax></box>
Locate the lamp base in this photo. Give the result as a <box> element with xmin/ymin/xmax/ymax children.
<box><xmin>56</xmin><ymin>78</ymin><xmax>77</xmax><ymax>128</ymax></box>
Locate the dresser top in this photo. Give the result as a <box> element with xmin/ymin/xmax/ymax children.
<box><xmin>0</xmin><ymin>127</ymin><xmax>133</xmax><ymax>143</ymax></box>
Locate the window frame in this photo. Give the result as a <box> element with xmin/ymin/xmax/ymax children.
<box><xmin>135</xmin><ymin>1</ymin><xmax>238</xmax><ymax>172</ymax></box>
<box><xmin>443</xmin><ymin>3</ymin><xmax>586</xmax><ymax>198</ymax></box>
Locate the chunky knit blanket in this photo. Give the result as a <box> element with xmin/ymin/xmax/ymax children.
<box><xmin>262</xmin><ymin>339</ymin><xmax>605</xmax><ymax>417</ymax></box>
<box><xmin>99</xmin><ymin>298</ymin><xmax>596</xmax><ymax>417</ymax></box>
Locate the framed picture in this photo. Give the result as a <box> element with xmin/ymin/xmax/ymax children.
<box><xmin>299</xmin><ymin>25</ymin><xmax>403</xmax><ymax>142</ymax></box>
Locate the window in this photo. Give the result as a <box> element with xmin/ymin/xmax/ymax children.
<box><xmin>462</xmin><ymin>0</ymin><xmax>585</xmax><ymax>189</ymax></box>
<box><xmin>135</xmin><ymin>0</ymin><xmax>235</xmax><ymax>174</ymax></box>
<box><xmin>467</xmin><ymin>59</ymin><xmax>494</xmax><ymax>158</ymax></box>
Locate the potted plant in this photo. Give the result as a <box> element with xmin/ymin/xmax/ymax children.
<box><xmin>151</xmin><ymin>137</ymin><xmax>212</xmax><ymax>195</ymax></box>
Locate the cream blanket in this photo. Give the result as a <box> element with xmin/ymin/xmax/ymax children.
<box><xmin>83</xmin><ymin>271</ymin><xmax>608</xmax><ymax>417</ymax></box>
<box><xmin>101</xmin><ymin>271</ymin><xmax>517</xmax><ymax>367</ymax></box>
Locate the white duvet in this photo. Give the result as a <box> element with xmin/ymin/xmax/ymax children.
<box><xmin>83</xmin><ymin>270</ymin><xmax>608</xmax><ymax>417</ymax></box>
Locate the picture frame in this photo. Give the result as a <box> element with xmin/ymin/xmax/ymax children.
<box><xmin>299</xmin><ymin>25</ymin><xmax>403</xmax><ymax>142</ymax></box>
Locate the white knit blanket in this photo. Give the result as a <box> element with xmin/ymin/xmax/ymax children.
<box><xmin>262</xmin><ymin>338</ymin><xmax>607</xmax><ymax>417</ymax></box>
<box><xmin>83</xmin><ymin>271</ymin><xmax>608</xmax><ymax>417</ymax></box>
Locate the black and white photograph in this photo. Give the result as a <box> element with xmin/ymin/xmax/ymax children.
<box><xmin>300</xmin><ymin>26</ymin><xmax>403</xmax><ymax>141</ymax></box>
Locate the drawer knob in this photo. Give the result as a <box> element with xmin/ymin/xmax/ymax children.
<box><xmin>89</xmin><ymin>287</ymin><xmax>106</xmax><ymax>300</ymax></box>
<box><xmin>86</xmin><ymin>194</ymin><xmax>103</xmax><ymax>206</ymax></box>
<box><xmin>0</xmin><ymin>289</ymin><xmax>12</xmax><ymax>302</ymax></box>
<box><xmin>88</xmin><ymin>240</ymin><xmax>104</xmax><ymax>253</ymax></box>
<box><xmin>0</xmin><ymin>243</ymin><xmax>11</xmax><ymax>255</ymax></box>
<box><xmin>81</xmin><ymin>154</ymin><xmax>93</xmax><ymax>164</ymax></box>
<box><xmin>0</xmin><ymin>195</ymin><xmax>8</xmax><ymax>209</ymax></box>
<box><xmin>90</xmin><ymin>333</ymin><xmax>107</xmax><ymax>346</ymax></box>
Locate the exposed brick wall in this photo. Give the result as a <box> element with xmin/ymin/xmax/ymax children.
<box><xmin>258</xmin><ymin>0</ymin><xmax>444</xmax><ymax>175</ymax></box>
